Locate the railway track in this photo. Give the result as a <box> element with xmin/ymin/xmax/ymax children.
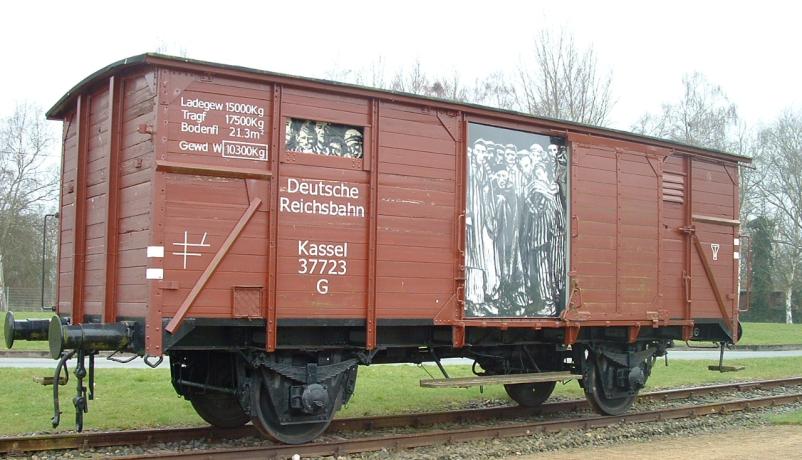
<box><xmin>2</xmin><ymin>376</ymin><xmax>801</xmax><ymax>456</ymax></box>
<box><xmin>120</xmin><ymin>392</ymin><xmax>802</xmax><ymax>460</ymax></box>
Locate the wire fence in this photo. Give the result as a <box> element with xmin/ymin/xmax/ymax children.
<box><xmin>1</xmin><ymin>287</ymin><xmax>56</xmax><ymax>312</ymax></box>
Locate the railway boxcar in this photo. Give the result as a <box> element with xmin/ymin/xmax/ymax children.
<box><xmin>6</xmin><ymin>54</ymin><xmax>749</xmax><ymax>443</ymax></box>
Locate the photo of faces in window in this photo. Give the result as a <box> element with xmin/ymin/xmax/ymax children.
<box><xmin>465</xmin><ymin>123</ymin><xmax>568</xmax><ymax>318</ymax></box>
<box><xmin>285</xmin><ymin>118</ymin><xmax>364</xmax><ymax>159</ymax></box>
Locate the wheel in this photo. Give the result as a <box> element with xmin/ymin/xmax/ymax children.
<box><xmin>504</xmin><ymin>381</ymin><xmax>556</xmax><ymax>407</ymax></box>
<box><xmin>249</xmin><ymin>371</ymin><xmax>333</xmax><ymax>444</ymax></box>
<box><xmin>190</xmin><ymin>393</ymin><xmax>249</xmax><ymax>428</ymax></box>
<box><xmin>583</xmin><ymin>354</ymin><xmax>637</xmax><ymax>415</ymax></box>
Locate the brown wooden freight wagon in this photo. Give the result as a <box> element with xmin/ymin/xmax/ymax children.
<box><xmin>5</xmin><ymin>54</ymin><xmax>750</xmax><ymax>442</ymax></box>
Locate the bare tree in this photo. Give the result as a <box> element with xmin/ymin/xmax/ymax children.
<box><xmin>754</xmin><ymin>110</ymin><xmax>802</xmax><ymax>324</ymax></box>
<box><xmin>329</xmin><ymin>58</ymin><xmax>480</xmax><ymax>104</ymax></box>
<box><xmin>323</xmin><ymin>31</ymin><xmax>615</xmax><ymax>121</ymax></box>
<box><xmin>771</xmin><ymin>217</ymin><xmax>801</xmax><ymax>324</ymax></box>
<box><xmin>633</xmin><ymin>73</ymin><xmax>739</xmax><ymax>152</ymax></box>
<box><xmin>470</xmin><ymin>72</ymin><xmax>519</xmax><ymax>111</ymax></box>
<box><xmin>517</xmin><ymin>29</ymin><xmax>613</xmax><ymax>126</ymax></box>
<box><xmin>389</xmin><ymin>60</ymin><xmax>473</xmax><ymax>102</ymax></box>
<box><xmin>324</xmin><ymin>57</ymin><xmax>388</xmax><ymax>89</ymax></box>
<box><xmin>389</xmin><ymin>60</ymin><xmax>430</xmax><ymax>95</ymax></box>
<box><xmin>154</xmin><ymin>42</ymin><xmax>189</xmax><ymax>58</ymax></box>
<box><xmin>735</xmin><ymin>129</ymin><xmax>764</xmax><ymax>222</ymax></box>
<box><xmin>428</xmin><ymin>73</ymin><xmax>471</xmax><ymax>102</ymax></box>
<box><xmin>0</xmin><ymin>103</ymin><xmax>59</xmax><ymax>292</ymax></box>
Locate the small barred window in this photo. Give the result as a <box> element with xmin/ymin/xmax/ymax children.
<box><xmin>285</xmin><ymin>118</ymin><xmax>363</xmax><ymax>159</ymax></box>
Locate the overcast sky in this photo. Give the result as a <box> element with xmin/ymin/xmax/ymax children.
<box><xmin>1</xmin><ymin>0</ymin><xmax>799</xmax><ymax>134</ymax></box>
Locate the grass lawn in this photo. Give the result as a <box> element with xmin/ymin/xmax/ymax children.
<box><xmin>738</xmin><ymin>322</ymin><xmax>802</xmax><ymax>346</ymax></box>
<box><xmin>0</xmin><ymin>356</ymin><xmax>800</xmax><ymax>436</ymax></box>
<box><xmin>770</xmin><ymin>408</ymin><xmax>802</xmax><ymax>425</ymax></box>
<box><xmin>0</xmin><ymin>311</ymin><xmax>54</xmax><ymax>352</ymax></box>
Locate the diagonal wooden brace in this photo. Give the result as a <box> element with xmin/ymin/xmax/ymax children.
<box><xmin>691</xmin><ymin>233</ymin><xmax>730</xmax><ymax>322</ymax></box>
<box><xmin>165</xmin><ymin>198</ymin><xmax>262</xmax><ymax>334</ymax></box>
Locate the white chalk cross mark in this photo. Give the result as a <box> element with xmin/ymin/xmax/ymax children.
<box><xmin>172</xmin><ymin>231</ymin><xmax>210</xmax><ymax>269</ymax></box>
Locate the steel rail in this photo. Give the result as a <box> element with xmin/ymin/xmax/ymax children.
<box><xmin>2</xmin><ymin>376</ymin><xmax>800</xmax><ymax>455</ymax></box>
<box><xmin>120</xmin><ymin>392</ymin><xmax>802</xmax><ymax>460</ymax></box>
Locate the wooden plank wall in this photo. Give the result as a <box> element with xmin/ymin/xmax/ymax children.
<box><xmin>375</xmin><ymin>102</ymin><xmax>457</xmax><ymax>319</ymax></box>
<box><xmin>160</xmin><ymin>173</ymin><xmax>269</xmax><ymax>317</ymax></box>
<box><xmin>662</xmin><ymin>154</ymin><xmax>689</xmax><ymax>318</ymax></box>
<box><xmin>276</xmin><ymin>87</ymin><xmax>368</xmax><ymax>319</ymax></box>
<box><xmin>159</xmin><ymin>73</ymin><xmax>272</xmax><ymax>319</ymax></box>
<box><xmin>81</xmin><ymin>89</ymin><xmax>111</xmax><ymax>319</ymax></box>
<box><xmin>56</xmin><ymin>73</ymin><xmax>156</xmax><ymax>322</ymax></box>
<box><xmin>616</xmin><ymin>149</ymin><xmax>660</xmax><ymax>314</ymax></box>
<box><xmin>570</xmin><ymin>138</ymin><xmax>663</xmax><ymax>320</ymax></box>
<box><xmin>690</xmin><ymin>158</ymin><xmax>738</xmax><ymax>319</ymax></box>
<box><xmin>571</xmin><ymin>142</ymin><xmax>618</xmax><ymax>315</ymax></box>
<box><xmin>51</xmin><ymin>60</ymin><xmax>746</xmax><ymax>349</ymax></box>
<box><xmin>57</xmin><ymin>111</ymin><xmax>79</xmax><ymax>316</ymax></box>
<box><xmin>115</xmin><ymin>74</ymin><xmax>156</xmax><ymax>319</ymax></box>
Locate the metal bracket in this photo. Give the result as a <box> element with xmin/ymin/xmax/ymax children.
<box><xmin>708</xmin><ymin>341</ymin><xmax>745</xmax><ymax>372</ymax></box>
<box><xmin>566</xmin><ymin>278</ymin><xmax>584</xmax><ymax>312</ymax></box>
<box><xmin>136</xmin><ymin>124</ymin><xmax>154</xmax><ymax>135</ymax></box>
<box><xmin>628</xmin><ymin>325</ymin><xmax>641</xmax><ymax>344</ymax></box>
<box><xmin>356</xmin><ymin>348</ymin><xmax>380</xmax><ymax>365</ymax></box>
<box><xmin>144</xmin><ymin>355</ymin><xmax>163</xmax><ymax>368</ymax></box>
<box><xmin>597</xmin><ymin>346</ymin><xmax>657</xmax><ymax>369</ymax></box>
<box><xmin>249</xmin><ymin>354</ymin><xmax>358</xmax><ymax>384</ymax></box>
<box><xmin>564</xmin><ymin>324</ymin><xmax>581</xmax><ymax>345</ymax></box>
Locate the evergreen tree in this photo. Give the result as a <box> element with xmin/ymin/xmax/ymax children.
<box><xmin>743</xmin><ymin>216</ymin><xmax>776</xmax><ymax>322</ymax></box>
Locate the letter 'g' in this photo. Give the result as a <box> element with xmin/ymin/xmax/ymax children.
<box><xmin>316</xmin><ymin>279</ymin><xmax>329</xmax><ymax>295</ymax></box>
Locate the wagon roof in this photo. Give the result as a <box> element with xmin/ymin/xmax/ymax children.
<box><xmin>47</xmin><ymin>53</ymin><xmax>751</xmax><ymax>163</ymax></box>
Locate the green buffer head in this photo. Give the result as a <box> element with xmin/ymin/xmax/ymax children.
<box><xmin>5</xmin><ymin>311</ymin><xmax>51</xmax><ymax>349</ymax></box>
<box><xmin>49</xmin><ymin>317</ymin><xmax>134</xmax><ymax>359</ymax></box>
<box><xmin>4</xmin><ymin>311</ymin><xmax>14</xmax><ymax>349</ymax></box>
<box><xmin>48</xmin><ymin>315</ymin><xmax>64</xmax><ymax>359</ymax></box>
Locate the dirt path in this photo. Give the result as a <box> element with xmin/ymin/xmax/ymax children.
<box><xmin>516</xmin><ymin>425</ymin><xmax>802</xmax><ymax>459</ymax></box>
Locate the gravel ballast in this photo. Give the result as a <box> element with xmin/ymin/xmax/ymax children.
<box><xmin>11</xmin><ymin>385</ymin><xmax>802</xmax><ymax>460</ymax></box>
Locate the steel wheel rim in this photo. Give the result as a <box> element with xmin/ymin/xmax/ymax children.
<box><xmin>504</xmin><ymin>381</ymin><xmax>557</xmax><ymax>407</ymax></box>
<box><xmin>190</xmin><ymin>393</ymin><xmax>250</xmax><ymax>428</ymax></box>
<box><xmin>585</xmin><ymin>355</ymin><xmax>637</xmax><ymax>415</ymax></box>
<box><xmin>249</xmin><ymin>374</ymin><xmax>332</xmax><ymax>444</ymax></box>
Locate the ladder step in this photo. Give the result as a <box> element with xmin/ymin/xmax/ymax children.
<box><xmin>420</xmin><ymin>371</ymin><xmax>577</xmax><ymax>388</ymax></box>
<box><xmin>33</xmin><ymin>376</ymin><xmax>67</xmax><ymax>386</ymax></box>
<box><xmin>708</xmin><ymin>365</ymin><xmax>745</xmax><ymax>373</ymax></box>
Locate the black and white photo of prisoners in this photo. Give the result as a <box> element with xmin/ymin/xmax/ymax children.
<box><xmin>465</xmin><ymin>123</ymin><xmax>568</xmax><ymax>318</ymax></box>
<box><xmin>286</xmin><ymin>118</ymin><xmax>364</xmax><ymax>158</ymax></box>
